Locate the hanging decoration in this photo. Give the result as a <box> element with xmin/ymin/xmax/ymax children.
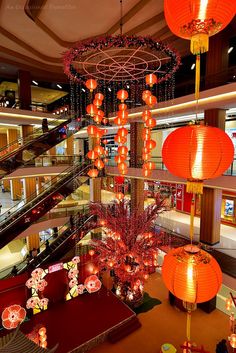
<box><xmin>1</xmin><ymin>305</ymin><xmax>26</xmax><ymax>330</ymax></box>
<box><xmin>88</xmin><ymin>199</ymin><xmax>165</xmax><ymax>306</ymax></box>
<box><xmin>164</xmin><ymin>0</ymin><xmax>236</xmax><ymax>100</ymax></box>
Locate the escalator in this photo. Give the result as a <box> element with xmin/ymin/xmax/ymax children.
<box><xmin>0</xmin><ymin>116</ymin><xmax>83</xmax><ymax>178</ymax></box>
<box><xmin>0</xmin><ymin>161</ymin><xmax>93</xmax><ymax>249</ymax></box>
<box><xmin>17</xmin><ymin>212</ymin><xmax>97</xmax><ymax>275</ymax></box>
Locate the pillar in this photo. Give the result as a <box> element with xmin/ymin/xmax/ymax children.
<box><xmin>7</xmin><ymin>128</ymin><xmax>19</xmax><ymax>151</ymax></box>
<box><xmin>0</xmin><ymin>133</ymin><xmax>10</xmax><ymax>190</ymax></box>
<box><xmin>66</xmin><ymin>135</ymin><xmax>74</xmax><ymax>155</ymax></box>
<box><xmin>18</xmin><ymin>70</ymin><xmax>31</xmax><ymax>110</ymax></box>
<box><xmin>24</xmin><ymin>177</ymin><xmax>37</xmax><ymax>201</ymax></box>
<box><xmin>90</xmin><ymin>177</ymin><xmax>101</xmax><ymax>202</ymax></box>
<box><xmin>10</xmin><ymin>179</ymin><xmax>22</xmax><ymax>201</ymax></box>
<box><xmin>27</xmin><ymin>233</ymin><xmax>40</xmax><ymax>252</ymax></box>
<box><xmin>131</xmin><ymin>178</ymin><xmax>144</xmax><ymax>214</ymax></box>
<box><xmin>200</xmin><ymin>188</ymin><xmax>222</xmax><ymax>245</ymax></box>
<box><xmin>21</xmin><ymin>125</ymin><xmax>33</xmax><ymax>140</ymax></box>
<box><xmin>130</xmin><ymin>122</ymin><xmax>144</xmax><ymax>167</ymax></box>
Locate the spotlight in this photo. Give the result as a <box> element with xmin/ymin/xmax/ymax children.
<box><xmin>228</xmin><ymin>47</ymin><xmax>234</xmax><ymax>54</ymax></box>
<box><xmin>32</xmin><ymin>80</ymin><xmax>38</xmax><ymax>85</ymax></box>
<box><xmin>57</xmin><ymin>84</ymin><xmax>62</xmax><ymax>89</ymax></box>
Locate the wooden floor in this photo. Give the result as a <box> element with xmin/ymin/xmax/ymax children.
<box><xmin>89</xmin><ymin>273</ymin><xmax>230</xmax><ymax>353</ymax></box>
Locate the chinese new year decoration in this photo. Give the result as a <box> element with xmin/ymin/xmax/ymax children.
<box><xmin>1</xmin><ymin>304</ymin><xmax>26</xmax><ymax>330</ymax></box>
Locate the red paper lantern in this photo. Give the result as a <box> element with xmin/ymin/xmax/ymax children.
<box><xmin>142</xmin><ymin>90</ymin><xmax>152</xmax><ymax>101</ymax></box>
<box><xmin>117</xmin><ymin>89</ymin><xmax>128</xmax><ymax>102</ymax></box>
<box><xmin>85</xmin><ymin>79</ymin><xmax>97</xmax><ymax>92</ymax></box>
<box><xmin>117</xmin><ymin>110</ymin><xmax>128</xmax><ymax>120</ymax></box>
<box><xmin>164</xmin><ymin>0</ymin><xmax>236</xmax><ymax>54</ymax></box>
<box><xmin>117</xmin><ymin>127</ymin><xmax>128</xmax><ymax>137</ymax></box>
<box><xmin>162</xmin><ymin>125</ymin><xmax>234</xmax><ymax>193</ymax></box>
<box><xmin>142</xmin><ymin>168</ymin><xmax>151</xmax><ymax>177</ymax></box>
<box><xmin>115</xmin><ymin>176</ymin><xmax>125</xmax><ymax>184</ymax></box>
<box><xmin>162</xmin><ymin>244</ymin><xmax>222</xmax><ymax>303</ymax></box>
<box><xmin>94</xmin><ymin>159</ymin><xmax>105</xmax><ymax>169</ymax></box>
<box><xmin>95</xmin><ymin>93</ymin><xmax>104</xmax><ymax>101</ymax></box>
<box><xmin>114</xmin><ymin>135</ymin><xmax>127</xmax><ymax>144</ymax></box>
<box><xmin>115</xmin><ymin>155</ymin><xmax>126</xmax><ymax>163</ymax></box>
<box><xmin>115</xmin><ymin>192</ymin><xmax>124</xmax><ymax>201</ymax></box>
<box><xmin>94</xmin><ymin>145</ymin><xmax>104</xmax><ymax>155</ymax></box>
<box><xmin>143</xmin><ymin>161</ymin><xmax>155</xmax><ymax>170</ymax></box>
<box><xmin>142</xmin><ymin>153</ymin><xmax>151</xmax><ymax>161</ymax></box>
<box><xmin>114</xmin><ymin>116</ymin><xmax>127</xmax><ymax>126</ymax></box>
<box><xmin>142</xmin><ymin>147</ymin><xmax>150</xmax><ymax>154</ymax></box>
<box><xmin>118</xmin><ymin>161</ymin><xmax>128</xmax><ymax>171</ymax></box>
<box><xmin>87</xmin><ymin>168</ymin><xmax>99</xmax><ymax>178</ymax></box>
<box><xmin>145</xmin><ymin>139</ymin><xmax>156</xmax><ymax>150</ymax></box>
<box><xmin>142</xmin><ymin>110</ymin><xmax>152</xmax><ymax>122</ymax></box>
<box><xmin>93</xmin><ymin>115</ymin><xmax>102</xmax><ymax>124</ymax></box>
<box><xmin>145</xmin><ymin>118</ymin><xmax>156</xmax><ymax>128</ymax></box>
<box><xmin>118</xmin><ymin>145</ymin><xmax>128</xmax><ymax>156</ymax></box>
<box><xmin>142</xmin><ymin>128</ymin><xmax>151</xmax><ymax>141</ymax></box>
<box><xmin>145</xmin><ymin>95</ymin><xmax>157</xmax><ymax>107</ymax></box>
<box><xmin>102</xmin><ymin>118</ymin><xmax>108</xmax><ymax>125</ymax></box>
<box><xmin>119</xmin><ymin>103</ymin><xmax>127</xmax><ymax>111</ymax></box>
<box><xmin>93</xmin><ymin>98</ymin><xmax>102</xmax><ymax>107</ymax></box>
<box><xmin>102</xmin><ymin>139</ymin><xmax>108</xmax><ymax>145</ymax></box>
<box><xmin>86</xmin><ymin>104</ymin><xmax>98</xmax><ymax>117</ymax></box>
<box><xmin>97</xmin><ymin>110</ymin><xmax>104</xmax><ymax>118</ymax></box>
<box><xmin>87</xmin><ymin>125</ymin><xmax>98</xmax><ymax>136</ymax></box>
<box><xmin>87</xmin><ymin>150</ymin><xmax>98</xmax><ymax>160</ymax></box>
<box><xmin>145</xmin><ymin>73</ymin><xmax>157</xmax><ymax>87</ymax></box>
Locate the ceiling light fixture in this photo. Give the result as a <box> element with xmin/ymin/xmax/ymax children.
<box><xmin>228</xmin><ymin>46</ymin><xmax>234</xmax><ymax>54</ymax></box>
<box><xmin>57</xmin><ymin>84</ymin><xmax>62</xmax><ymax>89</ymax></box>
<box><xmin>32</xmin><ymin>80</ymin><xmax>38</xmax><ymax>86</ymax></box>
<box><xmin>191</xmin><ymin>63</ymin><xmax>195</xmax><ymax>70</ymax></box>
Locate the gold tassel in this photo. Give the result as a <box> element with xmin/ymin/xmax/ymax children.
<box><xmin>186</xmin><ymin>310</ymin><xmax>191</xmax><ymax>342</ymax></box>
<box><xmin>190</xmin><ymin>33</ymin><xmax>209</xmax><ymax>55</ymax></box>
<box><xmin>186</xmin><ymin>180</ymin><xmax>203</xmax><ymax>194</ymax></box>
<box><xmin>195</xmin><ymin>54</ymin><xmax>200</xmax><ymax>101</ymax></box>
<box><xmin>190</xmin><ymin>195</ymin><xmax>195</xmax><ymax>243</ymax></box>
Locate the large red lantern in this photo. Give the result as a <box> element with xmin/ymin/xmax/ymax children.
<box><xmin>94</xmin><ymin>159</ymin><xmax>104</xmax><ymax>170</ymax></box>
<box><xmin>164</xmin><ymin>0</ymin><xmax>236</xmax><ymax>55</ymax></box>
<box><xmin>94</xmin><ymin>145</ymin><xmax>104</xmax><ymax>156</ymax></box>
<box><xmin>117</xmin><ymin>127</ymin><xmax>128</xmax><ymax>137</ymax></box>
<box><xmin>145</xmin><ymin>118</ymin><xmax>156</xmax><ymax>128</ymax></box>
<box><xmin>162</xmin><ymin>244</ymin><xmax>222</xmax><ymax>303</ymax></box>
<box><xmin>117</xmin><ymin>89</ymin><xmax>128</xmax><ymax>102</ymax></box>
<box><xmin>145</xmin><ymin>95</ymin><xmax>157</xmax><ymax>107</ymax></box>
<box><xmin>114</xmin><ymin>135</ymin><xmax>127</xmax><ymax>144</ymax></box>
<box><xmin>145</xmin><ymin>73</ymin><xmax>157</xmax><ymax>87</ymax></box>
<box><xmin>162</xmin><ymin>125</ymin><xmax>234</xmax><ymax>193</ymax></box>
<box><xmin>118</xmin><ymin>145</ymin><xmax>128</xmax><ymax>156</ymax></box>
<box><xmin>85</xmin><ymin>79</ymin><xmax>97</xmax><ymax>92</ymax></box>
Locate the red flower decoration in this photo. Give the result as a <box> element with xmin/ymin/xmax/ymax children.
<box><xmin>37</xmin><ymin>279</ymin><xmax>47</xmax><ymax>292</ymax></box>
<box><xmin>26</xmin><ymin>297</ymin><xmax>40</xmax><ymax>309</ymax></box>
<box><xmin>68</xmin><ymin>269</ymin><xmax>79</xmax><ymax>279</ymax></box>
<box><xmin>31</xmin><ymin>268</ymin><xmax>44</xmax><ymax>278</ymax></box>
<box><xmin>72</xmin><ymin>256</ymin><xmax>80</xmax><ymax>264</ymax></box>
<box><xmin>84</xmin><ymin>275</ymin><xmax>102</xmax><ymax>293</ymax></box>
<box><xmin>77</xmin><ymin>284</ymin><xmax>85</xmax><ymax>295</ymax></box>
<box><xmin>69</xmin><ymin>279</ymin><xmax>78</xmax><ymax>288</ymax></box>
<box><xmin>1</xmin><ymin>305</ymin><xmax>26</xmax><ymax>330</ymax></box>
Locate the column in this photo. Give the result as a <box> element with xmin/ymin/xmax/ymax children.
<box><xmin>7</xmin><ymin>128</ymin><xmax>19</xmax><ymax>151</ymax></box>
<box><xmin>10</xmin><ymin>179</ymin><xmax>22</xmax><ymax>201</ymax></box>
<box><xmin>90</xmin><ymin>177</ymin><xmax>101</xmax><ymax>202</ymax></box>
<box><xmin>0</xmin><ymin>133</ymin><xmax>10</xmax><ymax>190</ymax></box>
<box><xmin>199</xmin><ymin>109</ymin><xmax>226</xmax><ymax>245</ymax></box>
<box><xmin>21</xmin><ymin>125</ymin><xmax>33</xmax><ymax>141</ymax></box>
<box><xmin>27</xmin><ymin>233</ymin><xmax>40</xmax><ymax>252</ymax></box>
<box><xmin>18</xmin><ymin>70</ymin><xmax>31</xmax><ymax>110</ymax></box>
<box><xmin>66</xmin><ymin>135</ymin><xmax>74</xmax><ymax>156</ymax></box>
<box><xmin>131</xmin><ymin>178</ymin><xmax>144</xmax><ymax>214</ymax></box>
<box><xmin>24</xmin><ymin>177</ymin><xmax>37</xmax><ymax>201</ymax></box>
<box><xmin>130</xmin><ymin>122</ymin><xmax>144</xmax><ymax>167</ymax></box>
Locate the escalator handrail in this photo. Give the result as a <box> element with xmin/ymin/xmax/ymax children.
<box><xmin>0</xmin><ymin>116</ymin><xmax>72</xmax><ymax>161</ymax></box>
<box><xmin>0</xmin><ymin>161</ymin><xmax>91</xmax><ymax>233</ymax></box>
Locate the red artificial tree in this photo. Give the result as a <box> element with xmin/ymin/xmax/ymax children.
<box><xmin>89</xmin><ymin>199</ymin><xmax>166</xmax><ymax>307</ymax></box>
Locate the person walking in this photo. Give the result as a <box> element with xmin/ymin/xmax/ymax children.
<box><xmin>11</xmin><ymin>265</ymin><xmax>18</xmax><ymax>276</ymax></box>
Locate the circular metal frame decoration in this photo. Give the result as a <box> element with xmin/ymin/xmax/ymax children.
<box><xmin>63</xmin><ymin>35</ymin><xmax>181</xmax><ymax>83</ymax></box>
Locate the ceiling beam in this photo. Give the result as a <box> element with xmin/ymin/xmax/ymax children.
<box><xmin>106</xmin><ymin>0</ymin><xmax>153</xmax><ymax>35</ymax></box>
<box><xmin>153</xmin><ymin>25</ymin><xmax>170</xmax><ymax>39</ymax></box>
<box><xmin>125</xmin><ymin>12</ymin><xmax>165</xmax><ymax>35</ymax></box>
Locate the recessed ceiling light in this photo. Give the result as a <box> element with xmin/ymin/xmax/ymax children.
<box><xmin>81</xmin><ymin>88</ymin><xmax>85</xmax><ymax>92</ymax></box>
<box><xmin>32</xmin><ymin>80</ymin><xmax>38</xmax><ymax>85</ymax></box>
<box><xmin>191</xmin><ymin>63</ymin><xmax>195</xmax><ymax>70</ymax></box>
<box><xmin>108</xmin><ymin>87</ymin><xmax>112</xmax><ymax>92</ymax></box>
<box><xmin>228</xmin><ymin>47</ymin><xmax>234</xmax><ymax>54</ymax></box>
<box><xmin>57</xmin><ymin>84</ymin><xmax>62</xmax><ymax>89</ymax></box>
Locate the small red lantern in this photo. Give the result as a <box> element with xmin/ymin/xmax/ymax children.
<box><xmin>118</xmin><ymin>161</ymin><xmax>128</xmax><ymax>170</ymax></box>
<box><xmin>115</xmin><ymin>155</ymin><xmax>126</xmax><ymax>163</ymax></box>
<box><xmin>142</xmin><ymin>90</ymin><xmax>152</xmax><ymax>102</ymax></box>
<box><xmin>102</xmin><ymin>118</ymin><xmax>108</xmax><ymax>125</ymax></box>
<box><xmin>142</xmin><ymin>168</ymin><xmax>151</xmax><ymax>177</ymax></box>
<box><xmin>118</xmin><ymin>145</ymin><xmax>128</xmax><ymax>156</ymax></box>
<box><xmin>145</xmin><ymin>139</ymin><xmax>156</xmax><ymax>150</ymax></box>
<box><xmin>87</xmin><ymin>150</ymin><xmax>98</xmax><ymax>160</ymax></box>
<box><xmin>94</xmin><ymin>145</ymin><xmax>104</xmax><ymax>155</ymax></box>
<box><xmin>142</xmin><ymin>147</ymin><xmax>150</xmax><ymax>154</ymax></box>
<box><xmin>119</xmin><ymin>103</ymin><xmax>127</xmax><ymax>111</ymax></box>
<box><xmin>104</xmin><ymin>157</ymin><xmax>108</xmax><ymax>163</ymax></box>
<box><xmin>93</xmin><ymin>115</ymin><xmax>102</xmax><ymax>124</ymax></box>
<box><xmin>117</xmin><ymin>127</ymin><xmax>128</xmax><ymax>137</ymax></box>
<box><xmin>117</xmin><ymin>89</ymin><xmax>128</xmax><ymax>102</ymax></box>
<box><xmin>87</xmin><ymin>168</ymin><xmax>99</xmax><ymax>178</ymax></box>
<box><xmin>117</xmin><ymin>110</ymin><xmax>128</xmax><ymax>120</ymax></box>
<box><xmin>162</xmin><ymin>245</ymin><xmax>222</xmax><ymax>303</ymax></box>
<box><xmin>94</xmin><ymin>159</ymin><xmax>104</xmax><ymax>170</ymax></box>
<box><xmin>97</xmin><ymin>110</ymin><xmax>104</xmax><ymax>118</ymax></box>
<box><xmin>89</xmin><ymin>249</ymin><xmax>95</xmax><ymax>256</ymax></box>
<box><xmin>87</xmin><ymin>125</ymin><xmax>98</xmax><ymax>136</ymax></box>
<box><xmin>86</xmin><ymin>104</ymin><xmax>98</xmax><ymax>117</ymax></box>
<box><xmin>145</xmin><ymin>73</ymin><xmax>157</xmax><ymax>87</ymax></box>
<box><xmin>114</xmin><ymin>135</ymin><xmax>127</xmax><ymax>144</ymax></box>
<box><xmin>114</xmin><ymin>116</ymin><xmax>127</xmax><ymax>126</ymax></box>
<box><xmin>95</xmin><ymin>93</ymin><xmax>104</xmax><ymax>101</ymax></box>
<box><xmin>93</xmin><ymin>99</ymin><xmax>102</xmax><ymax>107</ymax></box>
<box><xmin>85</xmin><ymin>79</ymin><xmax>97</xmax><ymax>92</ymax></box>
<box><xmin>162</xmin><ymin>125</ymin><xmax>234</xmax><ymax>194</ymax></box>
<box><xmin>145</xmin><ymin>95</ymin><xmax>157</xmax><ymax>107</ymax></box>
<box><xmin>102</xmin><ymin>139</ymin><xmax>108</xmax><ymax>145</ymax></box>
<box><xmin>142</xmin><ymin>128</ymin><xmax>151</xmax><ymax>141</ymax></box>
<box><xmin>145</xmin><ymin>118</ymin><xmax>156</xmax><ymax>128</ymax></box>
<box><xmin>143</xmin><ymin>161</ymin><xmax>155</xmax><ymax>170</ymax></box>
<box><xmin>142</xmin><ymin>153</ymin><xmax>151</xmax><ymax>161</ymax></box>
<box><xmin>142</xmin><ymin>110</ymin><xmax>152</xmax><ymax>122</ymax></box>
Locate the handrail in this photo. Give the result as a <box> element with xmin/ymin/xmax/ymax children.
<box><xmin>0</xmin><ymin>160</ymin><xmax>91</xmax><ymax>233</ymax></box>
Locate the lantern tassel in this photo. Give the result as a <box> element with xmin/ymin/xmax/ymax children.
<box><xmin>186</xmin><ymin>180</ymin><xmax>203</xmax><ymax>194</ymax></box>
<box><xmin>190</xmin><ymin>195</ymin><xmax>195</xmax><ymax>244</ymax></box>
<box><xmin>195</xmin><ymin>54</ymin><xmax>200</xmax><ymax>101</ymax></box>
<box><xmin>186</xmin><ymin>310</ymin><xmax>191</xmax><ymax>342</ymax></box>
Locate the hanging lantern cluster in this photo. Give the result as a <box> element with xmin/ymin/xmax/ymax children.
<box><xmin>87</xmin><ymin>125</ymin><xmax>107</xmax><ymax>178</ymax></box>
<box><xmin>141</xmin><ymin>74</ymin><xmax>158</xmax><ymax>177</ymax></box>
<box><xmin>114</xmin><ymin>89</ymin><xmax>129</xmax><ymax>177</ymax></box>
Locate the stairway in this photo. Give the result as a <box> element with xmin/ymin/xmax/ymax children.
<box><xmin>107</xmin><ymin>316</ymin><xmax>141</xmax><ymax>343</ymax></box>
<box><xmin>0</xmin><ymin>116</ymin><xmax>84</xmax><ymax>178</ymax></box>
<box><xmin>0</xmin><ymin>161</ymin><xmax>92</xmax><ymax>249</ymax></box>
